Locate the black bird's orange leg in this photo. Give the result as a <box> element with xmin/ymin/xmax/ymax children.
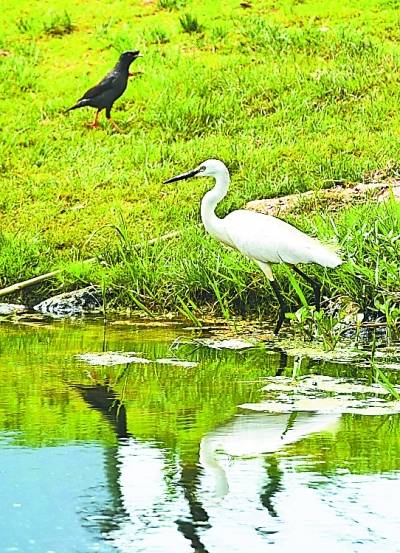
<box><xmin>105</xmin><ymin>108</ymin><xmax>123</xmax><ymax>132</ymax></box>
<box><xmin>109</xmin><ymin>118</ymin><xmax>123</xmax><ymax>132</ymax></box>
<box><xmin>91</xmin><ymin>110</ymin><xmax>100</xmax><ymax>128</ymax></box>
<box><xmin>292</xmin><ymin>266</ymin><xmax>321</xmax><ymax>310</ymax></box>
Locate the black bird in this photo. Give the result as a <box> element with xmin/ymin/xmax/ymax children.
<box><xmin>66</xmin><ymin>50</ymin><xmax>142</xmax><ymax>131</ymax></box>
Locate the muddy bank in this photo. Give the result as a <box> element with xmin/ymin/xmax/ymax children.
<box><xmin>247</xmin><ymin>173</ymin><xmax>400</xmax><ymax>216</ymax></box>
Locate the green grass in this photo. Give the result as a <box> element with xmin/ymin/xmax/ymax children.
<box><xmin>179</xmin><ymin>13</ymin><xmax>204</xmax><ymax>33</ymax></box>
<box><xmin>0</xmin><ymin>0</ymin><xmax>400</xmax><ymax>329</ymax></box>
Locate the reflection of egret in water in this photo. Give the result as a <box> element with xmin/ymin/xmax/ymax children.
<box><xmin>259</xmin><ymin>456</ymin><xmax>283</xmax><ymax>518</ymax></box>
<box><xmin>176</xmin><ymin>462</ymin><xmax>210</xmax><ymax>553</ymax></box>
<box><xmin>199</xmin><ymin>411</ymin><xmax>339</xmax><ymax>499</ymax></box>
<box><xmin>74</xmin><ymin>381</ymin><xmax>341</xmax><ymax>552</ymax></box>
<box><xmin>198</xmin><ymin>411</ymin><xmax>339</xmax><ymax>551</ymax></box>
<box><xmin>73</xmin><ymin>382</ymin><xmax>210</xmax><ymax>553</ymax></box>
<box><xmin>69</xmin><ymin>381</ymin><xmax>400</xmax><ymax>552</ymax></box>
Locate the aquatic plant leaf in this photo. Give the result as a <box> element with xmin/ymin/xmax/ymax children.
<box><xmin>281</xmin><ymin>345</ymin><xmax>362</xmax><ymax>362</ymax></box>
<box><xmin>76</xmin><ymin>352</ymin><xmax>151</xmax><ymax>366</ymax></box>
<box><xmin>193</xmin><ymin>338</ymin><xmax>257</xmax><ymax>350</ymax></box>
<box><xmin>262</xmin><ymin>375</ymin><xmax>398</xmax><ymax>395</ymax></box>
<box><xmin>0</xmin><ymin>303</ymin><xmax>27</xmax><ymax>316</ymax></box>
<box><xmin>241</xmin><ymin>371</ymin><xmax>400</xmax><ymax>415</ymax></box>
<box><xmin>240</xmin><ymin>396</ymin><xmax>400</xmax><ymax>415</ymax></box>
<box><xmin>76</xmin><ymin>351</ymin><xmax>196</xmax><ymax>367</ymax></box>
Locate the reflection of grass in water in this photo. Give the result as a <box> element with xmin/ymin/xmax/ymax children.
<box><xmin>1</xmin><ymin>319</ymin><xmax>400</xmax><ymax>473</ymax></box>
<box><xmin>374</xmin><ymin>367</ymin><xmax>400</xmax><ymax>400</ymax></box>
<box><xmin>113</xmin><ymin>355</ymin><xmax>270</xmax><ymax>463</ymax></box>
<box><xmin>0</xmin><ymin>321</ymin><xmax>270</xmax><ymax>452</ymax></box>
<box><xmin>290</xmin><ymin>413</ymin><xmax>400</xmax><ymax>475</ymax></box>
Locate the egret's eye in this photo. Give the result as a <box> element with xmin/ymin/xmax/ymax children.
<box><xmin>199</xmin><ymin>166</ymin><xmax>206</xmax><ymax>172</ymax></box>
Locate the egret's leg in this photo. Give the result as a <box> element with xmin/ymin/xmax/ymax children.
<box><xmin>270</xmin><ymin>280</ymin><xmax>288</xmax><ymax>335</ymax></box>
<box><xmin>292</xmin><ymin>266</ymin><xmax>321</xmax><ymax>310</ymax></box>
<box><xmin>255</xmin><ymin>260</ymin><xmax>288</xmax><ymax>335</ymax></box>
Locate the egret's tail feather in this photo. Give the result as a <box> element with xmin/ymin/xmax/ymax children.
<box><xmin>314</xmin><ymin>245</ymin><xmax>342</xmax><ymax>268</ymax></box>
<box><xmin>325</xmin><ymin>252</ymin><xmax>342</xmax><ymax>268</ymax></box>
<box><xmin>322</xmin><ymin>241</ymin><xmax>342</xmax><ymax>267</ymax></box>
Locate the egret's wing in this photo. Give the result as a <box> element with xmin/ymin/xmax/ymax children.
<box><xmin>224</xmin><ymin>210</ymin><xmax>341</xmax><ymax>267</ymax></box>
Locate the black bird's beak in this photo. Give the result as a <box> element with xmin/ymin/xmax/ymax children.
<box><xmin>164</xmin><ymin>168</ymin><xmax>201</xmax><ymax>184</ymax></box>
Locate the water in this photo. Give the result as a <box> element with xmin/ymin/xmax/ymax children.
<box><xmin>1</xmin><ymin>318</ymin><xmax>400</xmax><ymax>553</ymax></box>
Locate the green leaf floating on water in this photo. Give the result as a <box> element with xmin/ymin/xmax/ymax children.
<box><xmin>240</xmin><ymin>375</ymin><xmax>400</xmax><ymax>415</ymax></box>
<box><xmin>76</xmin><ymin>352</ymin><xmax>151</xmax><ymax>366</ymax></box>
<box><xmin>240</xmin><ymin>397</ymin><xmax>400</xmax><ymax>415</ymax></box>
<box><xmin>263</xmin><ymin>375</ymin><xmax>396</xmax><ymax>395</ymax></box>
<box><xmin>181</xmin><ymin>338</ymin><xmax>259</xmax><ymax>350</ymax></box>
<box><xmin>75</xmin><ymin>351</ymin><xmax>198</xmax><ymax>367</ymax></box>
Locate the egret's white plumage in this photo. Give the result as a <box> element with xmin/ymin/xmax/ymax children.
<box><xmin>165</xmin><ymin>159</ymin><xmax>342</xmax><ymax>333</ymax></box>
<box><xmin>216</xmin><ymin>210</ymin><xmax>341</xmax><ymax>267</ymax></box>
<box><xmin>197</xmin><ymin>159</ymin><xmax>341</xmax><ymax>271</ymax></box>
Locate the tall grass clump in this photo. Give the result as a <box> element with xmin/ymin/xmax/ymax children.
<box><xmin>157</xmin><ymin>0</ymin><xmax>186</xmax><ymax>9</ymax></box>
<box><xmin>147</xmin><ymin>27</ymin><xmax>170</xmax><ymax>45</ymax></box>
<box><xmin>16</xmin><ymin>18</ymin><xmax>35</xmax><ymax>34</ymax></box>
<box><xmin>42</xmin><ymin>12</ymin><xmax>75</xmax><ymax>36</ymax></box>
<box><xmin>179</xmin><ymin>13</ymin><xmax>204</xmax><ymax>34</ymax></box>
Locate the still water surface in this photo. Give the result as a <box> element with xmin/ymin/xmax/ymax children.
<box><xmin>1</xmin><ymin>318</ymin><xmax>400</xmax><ymax>553</ymax></box>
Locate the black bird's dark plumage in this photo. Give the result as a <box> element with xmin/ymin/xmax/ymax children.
<box><xmin>67</xmin><ymin>50</ymin><xmax>141</xmax><ymax>130</ymax></box>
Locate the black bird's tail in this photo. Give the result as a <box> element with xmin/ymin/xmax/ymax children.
<box><xmin>65</xmin><ymin>98</ymin><xmax>90</xmax><ymax>113</ymax></box>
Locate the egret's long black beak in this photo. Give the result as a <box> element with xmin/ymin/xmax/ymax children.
<box><xmin>164</xmin><ymin>168</ymin><xmax>201</xmax><ymax>184</ymax></box>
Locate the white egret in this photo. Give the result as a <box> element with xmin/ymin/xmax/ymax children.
<box><xmin>164</xmin><ymin>159</ymin><xmax>342</xmax><ymax>334</ymax></box>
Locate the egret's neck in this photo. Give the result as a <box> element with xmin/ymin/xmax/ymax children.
<box><xmin>201</xmin><ymin>171</ymin><xmax>230</xmax><ymax>244</ymax></box>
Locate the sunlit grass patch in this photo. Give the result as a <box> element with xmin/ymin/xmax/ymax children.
<box><xmin>42</xmin><ymin>12</ymin><xmax>75</xmax><ymax>37</ymax></box>
<box><xmin>179</xmin><ymin>13</ymin><xmax>204</xmax><ymax>34</ymax></box>
<box><xmin>0</xmin><ymin>0</ymin><xmax>399</xmax><ymax>336</ymax></box>
<box><xmin>147</xmin><ymin>27</ymin><xmax>170</xmax><ymax>45</ymax></box>
<box><xmin>0</xmin><ymin>231</ymin><xmax>54</xmax><ymax>287</ymax></box>
<box><xmin>239</xmin><ymin>18</ymin><xmax>377</xmax><ymax>59</ymax></box>
<box><xmin>157</xmin><ymin>0</ymin><xmax>187</xmax><ymax>9</ymax></box>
